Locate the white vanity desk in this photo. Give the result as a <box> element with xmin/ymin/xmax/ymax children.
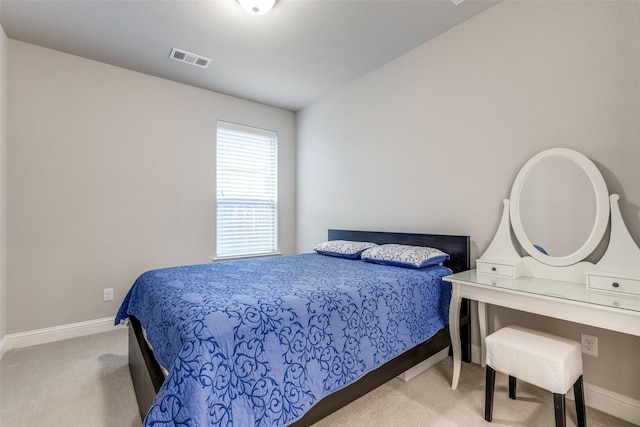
<box><xmin>446</xmin><ymin>148</ymin><xmax>640</xmax><ymax>393</ymax></box>
<box><xmin>445</xmin><ymin>269</ymin><xmax>640</xmax><ymax>390</ymax></box>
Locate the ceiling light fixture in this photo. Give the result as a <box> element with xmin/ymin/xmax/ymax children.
<box><xmin>237</xmin><ymin>0</ymin><xmax>277</xmax><ymax>16</ymax></box>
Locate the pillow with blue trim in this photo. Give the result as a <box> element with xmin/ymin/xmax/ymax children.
<box><xmin>314</xmin><ymin>240</ymin><xmax>378</xmax><ymax>259</ymax></box>
<box><xmin>361</xmin><ymin>244</ymin><xmax>449</xmax><ymax>269</ymax></box>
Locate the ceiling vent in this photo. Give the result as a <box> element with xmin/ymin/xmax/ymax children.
<box><xmin>169</xmin><ymin>48</ymin><xmax>210</xmax><ymax>68</ymax></box>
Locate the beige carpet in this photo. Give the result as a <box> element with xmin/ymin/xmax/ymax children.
<box><xmin>0</xmin><ymin>328</ymin><xmax>635</xmax><ymax>426</ymax></box>
<box><xmin>313</xmin><ymin>358</ymin><xmax>635</xmax><ymax>427</ymax></box>
<box><xmin>0</xmin><ymin>328</ymin><xmax>140</xmax><ymax>427</ymax></box>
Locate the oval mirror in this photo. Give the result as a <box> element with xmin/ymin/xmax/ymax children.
<box><xmin>510</xmin><ymin>148</ymin><xmax>609</xmax><ymax>267</ymax></box>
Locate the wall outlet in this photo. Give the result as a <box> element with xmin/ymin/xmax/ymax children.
<box><xmin>581</xmin><ymin>333</ymin><xmax>598</xmax><ymax>357</ymax></box>
<box><xmin>103</xmin><ymin>288</ymin><xmax>114</xmax><ymax>302</ymax></box>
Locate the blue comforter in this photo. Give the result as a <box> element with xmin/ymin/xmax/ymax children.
<box><xmin>115</xmin><ymin>253</ymin><xmax>452</xmax><ymax>426</ymax></box>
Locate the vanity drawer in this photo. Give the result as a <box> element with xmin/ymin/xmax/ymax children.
<box><xmin>587</xmin><ymin>275</ymin><xmax>640</xmax><ymax>295</ymax></box>
<box><xmin>477</xmin><ymin>261</ymin><xmax>514</xmax><ymax>277</ymax></box>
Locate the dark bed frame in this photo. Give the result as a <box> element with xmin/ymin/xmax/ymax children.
<box><xmin>127</xmin><ymin>229</ymin><xmax>471</xmax><ymax>425</ymax></box>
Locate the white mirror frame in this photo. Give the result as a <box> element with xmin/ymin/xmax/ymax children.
<box><xmin>510</xmin><ymin>148</ymin><xmax>610</xmax><ymax>267</ymax></box>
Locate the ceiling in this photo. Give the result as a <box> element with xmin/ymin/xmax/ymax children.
<box><xmin>0</xmin><ymin>0</ymin><xmax>498</xmax><ymax>111</ymax></box>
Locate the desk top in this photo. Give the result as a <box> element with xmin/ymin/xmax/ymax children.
<box><xmin>444</xmin><ymin>269</ymin><xmax>640</xmax><ymax>315</ymax></box>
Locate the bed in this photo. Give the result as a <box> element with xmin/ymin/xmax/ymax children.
<box><xmin>117</xmin><ymin>229</ymin><xmax>471</xmax><ymax>426</ymax></box>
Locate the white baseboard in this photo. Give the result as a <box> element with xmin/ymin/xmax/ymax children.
<box><xmin>0</xmin><ymin>317</ymin><xmax>123</xmax><ymax>360</ymax></box>
<box><xmin>471</xmin><ymin>344</ymin><xmax>640</xmax><ymax>424</ymax></box>
<box><xmin>0</xmin><ymin>334</ymin><xmax>8</xmax><ymax>361</ymax></box>
<box><xmin>397</xmin><ymin>347</ymin><xmax>450</xmax><ymax>382</ymax></box>
<box><xmin>567</xmin><ymin>382</ymin><xmax>640</xmax><ymax>426</ymax></box>
<box><xmin>471</xmin><ymin>342</ymin><xmax>482</xmax><ymax>365</ymax></box>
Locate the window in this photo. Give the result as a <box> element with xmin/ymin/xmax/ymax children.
<box><xmin>216</xmin><ymin>121</ymin><xmax>278</xmax><ymax>258</ymax></box>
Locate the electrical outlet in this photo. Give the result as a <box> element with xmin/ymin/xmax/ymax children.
<box><xmin>581</xmin><ymin>333</ymin><xmax>598</xmax><ymax>357</ymax></box>
<box><xmin>103</xmin><ymin>288</ymin><xmax>114</xmax><ymax>302</ymax></box>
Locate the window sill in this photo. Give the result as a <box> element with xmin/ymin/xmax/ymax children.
<box><xmin>212</xmin><ymin>252</ymin><xmax>282</xmax><ymax>262</ymax></box>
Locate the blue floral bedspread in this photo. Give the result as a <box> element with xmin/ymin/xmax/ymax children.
<box><xmin>115</xmin><ymin>253</ymin><xmax>452</xmax><ymax>426</ymax></box>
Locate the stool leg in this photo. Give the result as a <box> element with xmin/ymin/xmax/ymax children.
<box><xmin>508</xmin><ymin>375</ymin><xmax>517</xmax><ymax>400</ymax></box>
<box><xmin>485</xmin><ymin>366</ymin><xmax>496</xmax><ymax>422</ymax></box>
<box><xmin>553</xmin><ymin>393</ymin><xmax>567</xmax><ymax>427</ymax></box>
<box><xmin>574</xmin><ymin>375</ymin><xmax>587</xmax><ymax>427</ymax></box>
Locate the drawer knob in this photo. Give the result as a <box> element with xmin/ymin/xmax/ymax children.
<box><xmin>491</xmin><ymin>267</ymin><xmax>497</xmax><ymax>272</ymax></box>
<box><xmin>612</xmin><ymin>282</ymin><xmax>620</xmax><ymax>288</ymax></box>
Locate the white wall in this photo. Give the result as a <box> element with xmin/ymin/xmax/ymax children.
<box><xmin>298</xmin><ymin>0</ymin><xmax>640</xmax><ymax>405</ymax></box>
<box><xmin>0</xmin><ymin>23</ymin><xmax>8</xmax><ymax>346</ymax></box>
<box><xmin>7</xmin><ymin>40</ymin><xmax>296</xmax><ymax>334</ymax></box>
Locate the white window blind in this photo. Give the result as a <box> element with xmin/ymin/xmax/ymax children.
<box><xmin>216</xmin><ymin>121</ymin><xmax>278</xmax><ymax>258</ymax></box>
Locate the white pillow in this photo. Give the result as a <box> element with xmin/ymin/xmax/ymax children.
<box><xmin>314</xmin><ymin>240</ymin><xmax>378</xmax><ymax>259</ymax></box>
<box><xmin>361</xmin><ymin>244</ymin><xmax>449</xmax><ymax>269</ymax></box>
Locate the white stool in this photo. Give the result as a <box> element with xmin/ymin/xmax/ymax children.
<box><xmin>484</xmin><ymin>325</ymin><xmax>586</xmax><ymax>427</ymax></box>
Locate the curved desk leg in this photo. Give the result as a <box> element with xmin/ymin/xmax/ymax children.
<box><xmin>478</xmin><ymin>301</ymin><xmax>488</xmax><ymax>367</ymax></box>
<box><xmin>449</xmin><ymin>283</ymin><xmax>462</xmax><ymax>390</ymax></box>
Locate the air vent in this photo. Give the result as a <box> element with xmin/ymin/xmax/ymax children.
<box><xmin>169</xmin><ymin>48</ymin><xmax>210</xmax><ymax>68</ymax></box>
